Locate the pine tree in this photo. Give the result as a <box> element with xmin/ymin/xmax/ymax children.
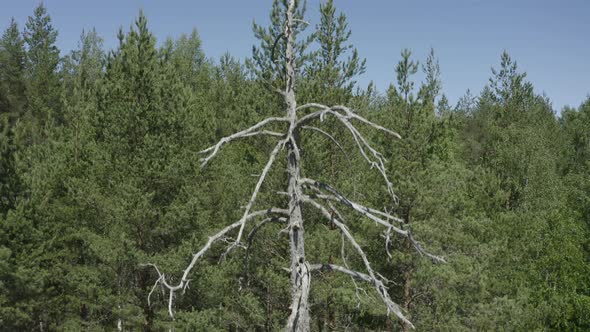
<box><xmin>0</xmin><ymin>18</ymin><xmax>27</xmax><ymax>215</ymax></box>
<box><xmin>0</xmin><ymin>18</ymin><xmax>27</xmax><ymax>118</ymax></box>
<box><xmin>365</xmin><ymin>49</ymin><xmax>452</xmax><ymax>331</ymax></box>
<box><xmin>457</xmin><ymin>53</ymin><xmax>590</xmax><ymax>330</ymax></box>
<box><xmin>92</xmin><ymin>12</ymin><xmax>215</xmax><ymax>330</ymax></box>
<box><xmin>167</xmin><ymin>28</ymin><xmax>208</xmax><ymax>91</ymax></box>
<box><xmin>557</xmin><ymin>98</ymin><xmax>590</xmax><ymax>329</ymax></box>
<box><xmin>23</xmin><ymin>3</ymin><xmax>61</xmax><ymax>129</ymax></box>
<box><xmin>248</xmin><ymin>0</ymin><xmax>312</xmax><ymax>94</ymax></box>
<box><xmin>0</xmin><ymin>23</ymin><xmax>105</xmax><ymax>332</ymax></box>
<box><xmin>297</xmin><ymin>2</ymin><xmax>370</xmax><ymax>327</ymax></box>
<box><xmin>420</xmin><ymin>48</ymin><xmax>442</xmax><ymax>105</ymax></box>
<box><xmin>301</xmin><ymin>0</ymin><xmax>365</xmax><ymax>104</ymax></box>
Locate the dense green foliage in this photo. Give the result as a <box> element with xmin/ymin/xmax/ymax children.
<box><xmin>1</xmin><ymin>2</ymin><xmax>588</xmax><ymax>331</ymax></box>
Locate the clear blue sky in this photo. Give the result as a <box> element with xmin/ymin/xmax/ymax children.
<box><xmin>2</xmin><ymin>0</ymin><xmax>589</xmax><ymax>112</ymax></box>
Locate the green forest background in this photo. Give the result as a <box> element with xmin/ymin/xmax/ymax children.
<box><xmin>1</xmin><ymin>1</ymin><xmax>589</xmax><ymax>331</ymax></box>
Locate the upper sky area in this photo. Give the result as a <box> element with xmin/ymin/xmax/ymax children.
<box><xmin>2</xmin><ymin>0</ymin><xmax>589</xmax><ymax>111</ymax></box>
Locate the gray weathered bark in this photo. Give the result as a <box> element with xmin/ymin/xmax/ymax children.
<box><xmin>283</xmin><ymin>0</ymin><xmax>310</xmax><ymax>330</ymax></box>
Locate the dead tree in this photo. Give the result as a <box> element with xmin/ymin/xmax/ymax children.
<box><xmin>145</xmin><ymin>1</ymin><xmax>444</xmax><ymax>330</ymax></box>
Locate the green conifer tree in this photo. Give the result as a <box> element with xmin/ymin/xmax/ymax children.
<box><xmin>0</xmin><ymin>18</ymin><xmax>26</xmax><ymax>215</ymax></box>
<box><xmin>23</xmin><ymin>3</ymin><xmax>61</xmax><ymax>129</ymax></box>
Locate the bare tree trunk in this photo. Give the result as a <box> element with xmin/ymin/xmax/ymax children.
<box><xmin>285</xmin><ymin>127</ymin><xmax>310</xmax><ymax>331</ymax></box>
<box><xmin>117</xmin><ymin>277</ymin><xmax>123</xmax><ymax>332</ymax></box>
<box><xmin>284</xmin><ymin>1</ymin><xmax>310</xmax><ymax>330</ymax></box>
<box><xmin>117</xmin><ymin>306</ymin><xmax>122</xmax><ymax>332</ymax></box>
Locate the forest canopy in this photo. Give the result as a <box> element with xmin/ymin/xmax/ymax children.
<box><xmin>0</xmin><ymin>1</ymin><xmax>589</xmax><ymax>331</ymax></box>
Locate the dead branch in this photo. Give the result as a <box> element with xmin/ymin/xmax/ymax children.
<box><xmin>246</xmin><ymin>217</ymin><xmax>289</xmax><ymax>251</ymax></box>
<box><xmin>302</xmin><ymin>178</ymin><xmax>406</xmax><ymax>235</ymax></box>
<box><xmin>222</xmin><ymin>140</ymin><xmax>287</xmax><ymax>257</ymax></box>
<box><xmin>408</xmin><ymin>232</ymin><xmax>446</xmax><ymax>263</ymax></box>
<box><xmin>332</xmin><ymin>105</ymin><xmax>401</xmax><ymax>139</ymax></box>
<box><xmin>199</xmin><ymin>117</ymin><xmax>288</xmax><ymax>167</ymax></box>
<box><xmin>295</xmin><ymin>104</ymin><xmax>398</xmax><ymax>200</ymax></box>
<box><xmin>301</xmin><ymin>125</ymin><xmax>347</xmax><ymax>158</ymax></box>
<box><xmin>302</xmin><ymin>178</ymin><xmax>446</xmax><ymax>263</ymax></box>
<box><xmin>301</xmin><ymin>196</ymin><xmax>414</xmax><ymax>328</ymax></box>
<box><xmin>143</xmin><ymin>207</ymin><xmax>288</xmax><ymax>319</ymax></box>
<box><xmin>244</xmin><ymin>216</ymin><xmax>288</xmax><ymax>278</ymax></box>
<box><xmin>309</xmin><ymin>263</ymin><xmax>372</xmax><ymax>284</ymax></box>
<box><xmin>296</xmin><ymin>103</ymin><xmax>401</xmax><ymax>139</ymax></box>
<box><xmin>337</xmin><ymin>207</ymin><xmax>368</xmax><ymax>308</ymax></box>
